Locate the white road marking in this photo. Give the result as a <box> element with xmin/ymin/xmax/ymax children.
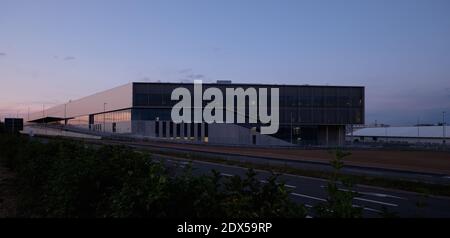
<box><xmin>158</xmin><ymin>155</ymin><xmax>441</xmax><ymax>201</ymax></box>
<box><xmin>291</xmin><ymin>192</ymin><xmax>327</xmax><ymax>202</ymax></box>
<box><xmin>169</xmin><ymin>160</ymin><xmax>190</xmax><ymax>165</ymax></box>
<box><xmin>292</xmin><ymin>194</ymin><xmax>383</xmax><ymax>213</ymax></box>
<box><xmin>164</xmin><ymin>155</ymin><xmax>404</xmax><ymax>209</ymax></box>
<box><xmin>352</xmin><ymin>205</ymin><xmax>382</xmax><ymax>213</ymax></box>
<box><xmin>363</xmin><ymin>207</ymin><xmax>383</xmax><ymax>213</ymax></box>
<box><xmin>354</xmin><ymin>197</ymin><xmax>398</xmax><ymax>207</ymax></box>
<box><xmin>355</xmin><ymin>191</ymin><xmax>405</xmax><ymax>200</ymax></box>
<box><xmin>260</xmin><ymin>180</ymin><xmax>296</xmax><ymax>188</ymax></box>
<box><xmin>320</xmin><ymin>185</ymin><xmax>406</xmax><ymax>200</ymax></box>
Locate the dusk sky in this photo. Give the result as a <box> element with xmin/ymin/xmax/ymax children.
<box><xmin>1</xmin><ymin>0</ymin><xmax>449</xmax><ymax>125</ymax></box>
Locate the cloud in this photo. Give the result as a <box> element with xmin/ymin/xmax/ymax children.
<box><xmin>186</xmin><ymin>74</ymin><xmax>205</xmax><ymax>80</ymax></box>
<box><xmin>178</xmin><ymin>68</ymin><xmax>208</xmax><ymax>82</ymax></box>
<box><xmin>0</xmin><ymin>52</ymin><xmax>6</xmax><ymax>56</ymax></box>
<box><xmin>63</xmin><ymin>56</ymin><xmax>76</xmax><ymax>61</ymax></box>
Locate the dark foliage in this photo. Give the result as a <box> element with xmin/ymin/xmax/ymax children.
<box><xmin>0</xmin><ymin>134</ymin><xmax>306</xmax><ymax>218</ymax></box>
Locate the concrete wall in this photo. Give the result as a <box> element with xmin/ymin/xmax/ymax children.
<box><xmin>21</xmin><ymin>125</ymin><xmax>101</xmax><ymax>140</ymax></box>
<box><xmin>317</xmin><ymin>125</ymin><xmax>345</xmax><ymax>146</ymax></box>
<box><xmin>132</xmin><ymin>120</ymin><xmax>155</xmax><ymax>136</ymax></box>
<box><xmin>100</xmin><ymin>121</ymin><xmax>132</xmax><ymax>134</ymax></box>
<box><xmin>208</xmin><ymin>123</ymin><xmax>291</xmax><ymax>146</ymax></box>
<box><xmin>131</xmin><ymin>120</ymin><xmax>291</xmax><ymax>146</ymax></box>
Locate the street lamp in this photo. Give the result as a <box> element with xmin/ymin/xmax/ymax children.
<box><xmin>443</xmin><ymin>111</ymin><xmax>446</xmax><ymax>144</ymax></box>
<box><xmin>290</xmin><ymin>112</ymin><xmax>293</xmax><ymax>144</ymax></box>
<box><xmin>385</xmin><ymin>126</ymin><xmax>388</xmax><ymax>143</ymax></box>
<box><xmin>417</xmin><ymin>117</ymin><xmax>420</xmax><ymax>144</ymax></box>
<box><xmin>103</xmin><ymin>103</ymin><xmax>107</xmax><ymax>132</ymax></box>
<box><xmin>64</xmin><ymin>103</ymin><xmax>67</xmax><ymax>126</ymax></box>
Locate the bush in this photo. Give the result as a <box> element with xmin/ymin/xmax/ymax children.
<box><xmin>0</xmin><ymin>135</ymin><xmax>306</xmax><ymax>218</ymax></box>
<box><xmin>314</xmin><ymin>150</ymin><xmax>363</xmax><ymax>218</ymax></box>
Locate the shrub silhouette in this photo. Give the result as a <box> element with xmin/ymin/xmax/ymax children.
<box><xmin>0</xmin><ymin>134</ymin><xmax>306</xmax><ymax>218</ymax></box>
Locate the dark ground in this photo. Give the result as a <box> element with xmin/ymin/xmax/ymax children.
<box><xmin>0</xmin><ymin>165</ymin><xmax>17</xmax><ymax>218</ymax></box>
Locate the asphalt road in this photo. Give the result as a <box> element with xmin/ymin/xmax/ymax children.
<box><xmin>26</xmin><ymin>126</ymin><xmax>450</xmax><ymax>184</ymax></box>
<box><xmin>101</xmin><ymin>139</ymin><xmax>450</xmax><ymax>185</ymax></box>
<box><xmin>156</xmin><ymin>154</ymin><xmax>450</xmax><ymax>218</ymax></box>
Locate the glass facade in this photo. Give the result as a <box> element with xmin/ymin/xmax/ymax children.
<box><xmin>132</xmin><ymin>108</ymin><xmax>171</xmax><ymax>121</ymax></box>
<box><xmin>132</xmin><ymin>83</ymin><xmax>364</xmax><ymax>125</ymax></box>
<box><xmin>34</xmin><ymin>82</ymin><xmax>362</xmax><ymax>145</ymax></box>
<box><xmin>67</xmin><ymin>115</ymin><xmax>90</xmax><ymax>126</ymax></box>
<box><xmin>66</xmin><ymin>109</ymin><xmax>132</xmax><ymax>133</ymax></box>
<box><xmin>93</xmin><ymin>109</ymin><xmax>131</xmax><ymax>125</ymax></box>
<box><xmin>131</xmin><ymin>83</ymin><xmax>364</xmax><ymax>144</ymax></box>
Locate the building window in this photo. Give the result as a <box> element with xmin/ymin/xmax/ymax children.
<box><xmin>204</xmin><ymin>123</ymin><xmax>209</xmax><ymax>142</ymax></box>
<box><xmin>162</xmin><ymin>121</ymin><xmax>166</xmax><ymax>137</ymax></box>
<box><xmin>190</xmin><ymin>123</ymin><xmax>194</xmax><ymax>140</ymax></box>
<box><xmin>176</xmin><ymin>123</ymin><xmax>180</xmax><ymax>138</ymax></box>
<box><xmin>197</xmin><ymin>123</ymin><xmax>202</xmax><ymax>140</ymax></box>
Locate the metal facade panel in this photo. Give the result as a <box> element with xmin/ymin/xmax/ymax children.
<box><xmin>28</xmin><ymin>83</ymin><xmax>133</xmax><ymax>121</ymax></box>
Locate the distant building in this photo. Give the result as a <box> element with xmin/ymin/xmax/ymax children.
<box><xmin>28</xmin><ymin>82</ymin><xmax>365</xmax><ymax>146</ymax></box>
<box><xmin>4</xmin><ymin>118</ymin><xmax>24</xmax><ymax>133</ymax></box>
<box><xmin>347</xmin><ymin>126</ymin><xmax>449</xmax><ymax>144</ymax></box>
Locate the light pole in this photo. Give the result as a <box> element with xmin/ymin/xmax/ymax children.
<box><xmin>443</xmin><ymin>111</ymin><xmax>446</xmax><ymax>144</ymax></box>
<box><xmin>42</xmin><ymin>104</ymin><xmax>45</xmax><ymax>125</ymax></box>
<box><xmin>290</xmin><ymin>112</ymin><xmax>293</xmax><ymax>144</ymax></box>
<box><xmin>43</xmin><ymin>104</ymin><xmax>47</xmax><ymax>135</ymax></box>
<box><xmin>417</xmin><ymin>117</ymin><xmax>420</xmax><ymax>143</ymax></box>
<box><xmin>64</xmin><ymin>103</ymin><xmax>67</xmax><ymax>126</ymax></box>
<box><xmin>103</xmin><ymin>103</ymin><xmax>107</xmax><ymax>132</ymax></box>
<box><xmin>350</xmin><ymin>124</ymin><xmax>354</xmax><ymax>145</ymax></box>
<box><xmin>12</xmin><ymin>113</ymin><xmax>15</xmax><ymax>133</ymax></box>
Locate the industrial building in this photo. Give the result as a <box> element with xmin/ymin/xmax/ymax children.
<box><xmin>348</xmin><ymin>126</ymin><xmax>449</xmax><ymax>144</ymax></box>
<box><xmin>27</xmin><ymin>82</ymin><xmax>365</xmax><ymax>146</ymax></box>
<box><xmin>3</xmin><ymin>118</ymin><xmax>24</xmax><ymax>133</ymax></box>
